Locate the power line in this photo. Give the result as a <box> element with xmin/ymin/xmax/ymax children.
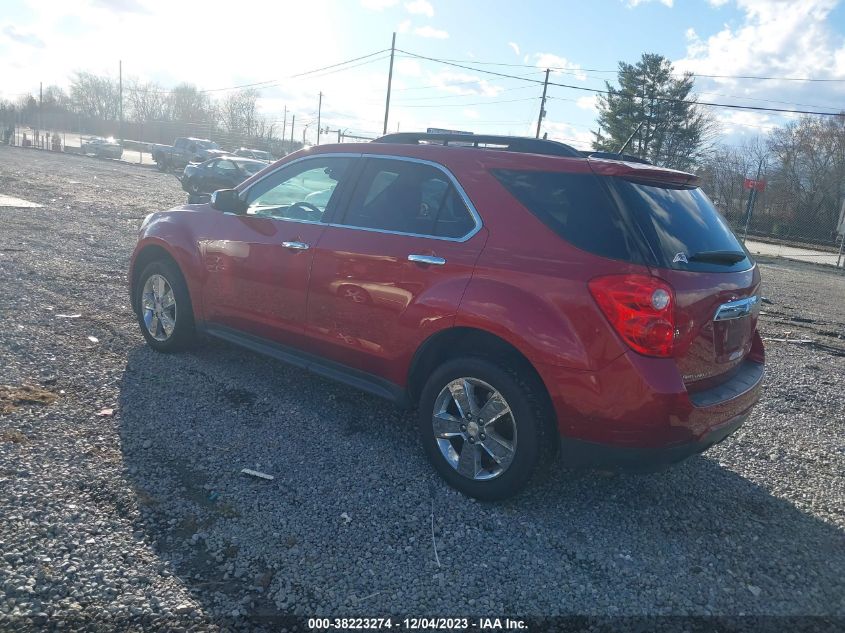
<box><xmin>125</xmin><ymin>49</ymin><xmax>391</xmax><ymax>96</ymax></box>
<box><xmin>395</xmin><ymin>97</ymin><xmax>538</xmax><ymax>109</ymax></box>
<box><xmin>396</xmin><ymin>48</ymin><xmax>845</xmax><ymax>117</ymax></box>
<box><xmin>395</xmin><ymin>52</ymin><xmax>845</xmax><ymax>83</ymax></box>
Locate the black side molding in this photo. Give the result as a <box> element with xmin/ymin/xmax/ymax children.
<box><xmin>200</xmin><ymin>324</ymin><xmax>411</xmax><ymax>408</ymax></box>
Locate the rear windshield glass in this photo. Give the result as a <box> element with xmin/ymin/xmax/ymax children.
<box><xmin>612</xmin><ymin>180</ymin><xmax>751</xmax><ymax>272</ymax></box>
<box><xmin>491</xmin><ymin>169</ymin><xmax>644</xmax><ymax>263</ymax></box>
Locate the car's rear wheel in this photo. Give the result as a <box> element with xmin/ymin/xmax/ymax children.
<box><xmin>418</xmin><ymin>357</ymin><xmax>546</xmax><ymax>500</ymax></box>
<box><xmin>156</xmin><ymin>158</ymin><xmax>167</xmax><ymax>172</ymax></box>
<box><xmin>135</xmin><ymin>259</ymin><xmax>195</xmax><ymax>352</ymax></box>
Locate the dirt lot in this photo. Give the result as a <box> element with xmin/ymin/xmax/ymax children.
<box><xmin>1</xmin><ymin>146</ymin><xmax>843</xmax><ymax>631</ymax></box>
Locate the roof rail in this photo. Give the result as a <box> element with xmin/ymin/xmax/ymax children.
<box><xmin>586</xmin><ymin>151</ymin><xmax>653</xmax><ymax>165</ymax></box>
<box><xmin>372</xmin><ymin>132</ymin><xmax>582</xmax><ymax>158</ymax></box>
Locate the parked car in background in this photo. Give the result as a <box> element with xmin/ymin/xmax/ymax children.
<box><xmin>80</xmin><ymin>136</ymin><xmax>123</xmax><ymax>159</ymax></box>
<box><xmin>181</xmin><ymin>157</ymin><xmax>266</xmax><ymax>199</ymax></box>
<box><xmin>129</xmin><ymin>132</ymin><xmax>765</xmax><ymax>500</ymax></box>
<box><xmin>151</xmin><ymin>137</ymin><xmax>228</xmax><ymax>172</ymax></box>
<box><xmin>234</xmin><ymin>147</ymin><xmax>273</xmax><ymax>162</ymax></box>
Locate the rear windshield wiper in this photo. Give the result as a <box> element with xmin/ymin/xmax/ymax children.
<box><xmin>688</xmin><ymin>250</ymin><xmax>747</xmax><ymax>265</ymax></box>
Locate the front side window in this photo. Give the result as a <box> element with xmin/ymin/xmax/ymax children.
<box><xmin>339</xmin><ymin>159</ymin><xmax>476</xmax><ymax>238</ymax></box>
<box><xmin>244</xmin><ymin>157</ymin><xmax>352</xmax><ymax>222</ymax></box>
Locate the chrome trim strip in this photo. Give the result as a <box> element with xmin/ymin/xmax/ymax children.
<box><xmin>713</xmin><ymin>295</ymin><xmax>759</xmax><ymax>321</ymax></box>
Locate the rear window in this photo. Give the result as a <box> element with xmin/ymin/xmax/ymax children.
<box><xmin>491</xmin><ymin>169</ymin><xmax>644</xmax><ymax>263</ymax></box>
<box><xmin>612</xmin><ymin>181</ymin><xmax>751</xmax><ymax>272</ymax></box>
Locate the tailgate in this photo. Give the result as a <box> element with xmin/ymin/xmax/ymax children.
<box><xmin>658</xmin><ymin>266</ymin><xmax>761</xmax><ymax>384</ymax></box>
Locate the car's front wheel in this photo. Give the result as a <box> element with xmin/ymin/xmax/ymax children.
<box><xmin>135</xmin><ymin>259</ymin><xmax>195</xmax><ymax>352</ymax></box>
<box><xmin>418</xmin><ymin>357</ymin><xmax>547</xmax><ymax>500</ymax></box>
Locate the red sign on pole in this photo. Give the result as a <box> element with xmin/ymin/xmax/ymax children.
<box><xmin>743</xmin><ymin>177</ymin><xmax>766</xmax><ymax>191</ymax></box>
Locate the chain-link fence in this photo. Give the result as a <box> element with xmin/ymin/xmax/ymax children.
<box><xmin>0</xmin><ymin>109</ymin><xmax>307</xmax><ymax>160</ymax></box>
<box><xmin>700</xmin><ymin>168</ymin><xmax>845</xmax><ymax>268</ymax></box>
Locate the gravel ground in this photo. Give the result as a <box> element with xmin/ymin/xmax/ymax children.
<box><xmin>1</xmin><ymin>146</ymin><xmax>843</xmax><ymax>631</ymax></box>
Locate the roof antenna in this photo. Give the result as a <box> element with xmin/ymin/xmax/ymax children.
<box><xmin>617</xmin><ymin>120</ymin><xmax>645</xmax><ymax>156</ymax></box>
<box><xmin>542</xmin><ymin>132</ymin><xmax>548</xmax><ymax>140</ymax></box>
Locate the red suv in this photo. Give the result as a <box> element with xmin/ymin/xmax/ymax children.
<box><xmin>129</xmin><ymin>133</ymin><xmax>764</xmax><ymax>499</ymax></box>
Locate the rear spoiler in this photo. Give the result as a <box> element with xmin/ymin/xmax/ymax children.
<box><xmin>587</xmin><ymin>157</ymin><xmax>701</xmax><ymax>189</ymax></box>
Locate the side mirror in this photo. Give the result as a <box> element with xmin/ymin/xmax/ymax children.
<box><xmin>210</xmin><ymin>189</ymin><xmax>246</xmax><ymax>214</ymax></box>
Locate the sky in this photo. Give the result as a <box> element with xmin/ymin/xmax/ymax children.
<box><xmin>2</xmin><ymin>0</ymin><xmax>845</xmax><ymax>149</ymax></box>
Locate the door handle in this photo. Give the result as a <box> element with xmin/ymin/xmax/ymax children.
<box><xmin>282</xmin><ymin>241</ymin><xmax>310</xmax><ymax>251</ymax></box>
<box><xmin>408</xmin><ymin>254</ymin><xmax>446</xmax><ymax>266</ymax></box>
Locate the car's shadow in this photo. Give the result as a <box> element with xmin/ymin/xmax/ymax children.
<box><xmin>116</xmin><ymin>338</ymin><xmax>845</xmax><ymax>628</ymax></box>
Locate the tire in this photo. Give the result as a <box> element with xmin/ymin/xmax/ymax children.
<box><xmin>418</xmin><ymin>357</ymin><xmax>547</xmax><ymax>500</ymax></box>
<box><xmin>156</xmin><ymin>157</ymin><xmax>167</xmax><ymax>172</ymax></box>
<box><xmin>134</xmin><ymin>259</ymin><xmax>196</xmax><ymax>352</ymax></box>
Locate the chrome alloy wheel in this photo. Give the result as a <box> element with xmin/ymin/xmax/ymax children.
<box><xmin>432</xmin><ymin>377</ymin><xmax>517</xmax><ymax>481</ymax></box>
<box><xmin>141</xmin><ymin>274</ymin><xmax>177</xmax><ymax>342</ymax></box>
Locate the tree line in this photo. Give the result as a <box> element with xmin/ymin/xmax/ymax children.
<box><xmin>0</xmin><ymin>72</ymin><xmax>293</xmax><ymax>152</ymax></box>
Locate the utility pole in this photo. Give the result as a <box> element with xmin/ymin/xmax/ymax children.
<box><xmin>281</xmin><ymin>105</ymin><xmax>287</xmax><ymax>147</ymax></box>
<box><xmin>535</xmin><ymin>68</ymin><xmax>549</xmax><ymax>139</ymax></box>
<box><xmin>742</xmin><ymin>158</ymin><xmax>765</xmax><ymax>244</ymax></box>
<box><xmin>290</xmin><ymin>114</ymin><xmax>295</xmax><ymax>149</ymax></box>
<box><xmin>39</xmin><ymin>81</ymin><xmax>42</xmax><ymax>142</ymax></box>
<box><xmin>316</xmin><ymin>92</ymin><xmax>323</xmax><ymax>145</ymax></box>
<box><xmin>119</xmin><ymin>60</ymin><xmax>123</xmax><ymax>141</ymax></box>
<box><xmin>382</xmin><ymin>32</ymin><xmax>396</xmax><ymax>135</ymax></box>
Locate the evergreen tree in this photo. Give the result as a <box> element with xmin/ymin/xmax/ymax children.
<box><xmin>593</xmin><ymin>53</ymin><xmax>713</xmax><ymax>170</ymax></box>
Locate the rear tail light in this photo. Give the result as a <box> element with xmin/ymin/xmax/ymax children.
<box><xmin>588</xmin><ymin>274</ymin><xmax>675</xmax><ymax>357</ymax></box>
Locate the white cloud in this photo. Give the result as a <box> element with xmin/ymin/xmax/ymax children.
<box><xmin>396</xmin><ymin>58</ymin><xmax>422</xmax><ymax>76</ymax></box>
<box><xmin>405</xmin><ymin>0</ymin><xmax>434</xmax><ymax>17</ymax></box>
<box><xmin>508</xmin><ymin>42</ymin><xmax>520</xmax><ymax>56</ymax></box>
<box><xmin>673</xmin><ymin>0</ymin><xmax>845</xmax><ymax>145</ymax></box>
<box><xmin>397</xmin><ymin>18</ymin><xmax>411</xmax><ymax>33</ymax></box>
<box><xmin>360</xmin><ymin>0</ymin><xmax>399</xmax><ymax>10</ymax></box>
<box><xmin>428</xmin><ymin>71</ymin><xmax>503</xmax><ymax>97</ymax></box>
<box><xmin>535</xmin><ymin>120</ymin><xmax>594</xmax><ymax>150</ymax></box>
<box><xmin>676</xmin><ymin>0</ymin><xmax>845</xmax><ymax>82</ymax></box>
<box><xmin>716</xmin><ymin>110</ymin><xmax>777</xmax><ymax>135</ymax></box>
<box><xmin>414</xmin><ymin>25</ymin><xmax>448</xmax><ymax>39</ymax></box>
<box><xmin>533</xmin><ymin>53</ymin><xmax>587</xmax><ymax>81</ymax></box>
<box><xmin>2</xmin><ymin>25</ymin><xmax>45</xmax><ymax>48</ymax></box>
<box><xmin>707</xmin><ymin>0</ymin><xmax>731</xmax><ymax>6</ymax></box>
<box><xmin>625</xmin><ymin>0</ymin><xmax>673</xmax><ymax>7</ymax></box>
<box><xmin>576</xmin><ymin>95</ymin><xmax>598</xmax><ymax>111</ymax></box>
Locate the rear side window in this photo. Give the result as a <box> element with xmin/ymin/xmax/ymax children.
<box><xmin>612</xmin><ymin>181</ymin><xmax>751</xmax><ymax>272</ymax></box>
<box><xmin>492</xmin><ymin>169</ymin><xmax>643</xmax><ymax>262</ymax></box>
<box><xmin>340</xmin><ymin>159</ymin><xmax>476</xmax><ymax>239</ymax></box>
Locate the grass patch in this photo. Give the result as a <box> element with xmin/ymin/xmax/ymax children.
<box><xmin>1</xmin><ymin>429</ymin><xmax>28</xmax><ymax>444</ymax></box>
<box><xmin>0</xmin><ymin>385</ymin><xmax>58</xmax><ymax>414</ymax></box>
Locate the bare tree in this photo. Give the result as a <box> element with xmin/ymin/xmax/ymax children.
<box><xmin>221</xmin><ymin>88</ymin><xmax>259</xmax><ymax>136</ymax></box>
<box><xmin>69</xmin><ymin>71</ymin><xmax>120</xmax><ymax>120</ymax></box>
<box><xmin>127</xmin><ymin>80</ymin><xmax>168</xmax><ymax>122</ymax></box>
<box><xmin>165</xmin><ymin>83</ymin><xmax>216</xmax><ymax>125</ymax></box>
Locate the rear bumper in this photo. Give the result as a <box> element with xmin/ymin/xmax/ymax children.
<box><xmin>559</xmin><ymin>408</ymin><xmax>748</xmax><ymax>470</ymax></box>
<box><xmin>537</xmin><ymin>333</ymin><xmax>764</xmax><ymax>453</ymax></box>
